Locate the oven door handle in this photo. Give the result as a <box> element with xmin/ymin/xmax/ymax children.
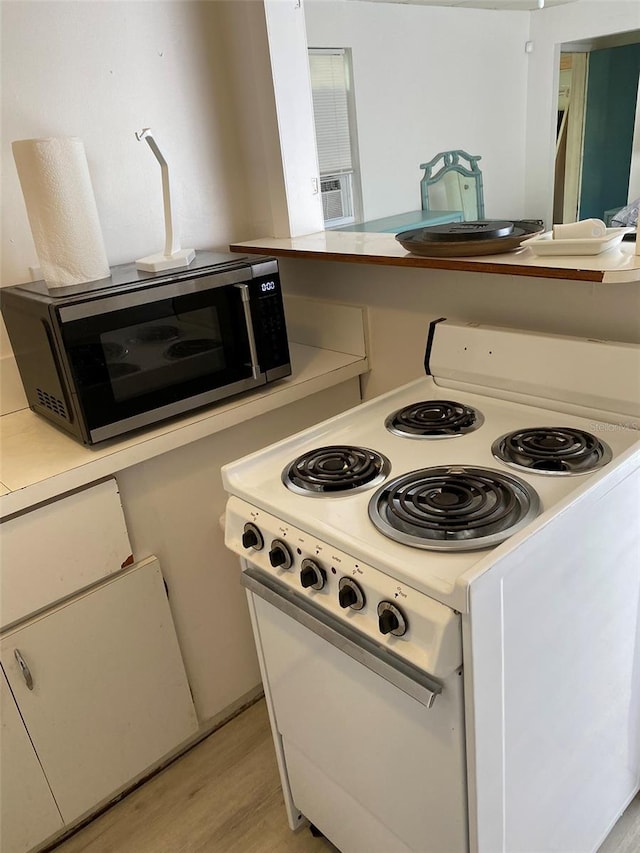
<box><xmin>241</xmin><ymin>566</ymin><xmax>443</xmax><ymax>709</ymax></box>
<box><xmin>235</xmin><ymin>283</ymin><xmax>260</xmax><ymax>379</ymax></box>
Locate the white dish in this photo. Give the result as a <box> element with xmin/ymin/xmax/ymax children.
<box><xmin>521</xmin><ymin>227</ymin><xmax>630</xmax><ymax>256</ymax></box>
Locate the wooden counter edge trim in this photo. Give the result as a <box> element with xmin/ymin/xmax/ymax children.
<box><xmin>229</xmin><ymin>243</ymin><xmax>605</xmax><ymax>282</ymax></box>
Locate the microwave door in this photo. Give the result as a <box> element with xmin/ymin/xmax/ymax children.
<box><xmin>58</xmin><ymin>278</ymin><xmax>266</xmax><ymax>442</ymax></box>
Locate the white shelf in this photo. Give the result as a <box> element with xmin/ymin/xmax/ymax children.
<box><xmin>0</xmin><ymin>343</ymin><xmax>367</xmax><ymax>518</ymax></box>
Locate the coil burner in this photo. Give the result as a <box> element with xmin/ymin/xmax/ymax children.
<box><xmin>368</xmin><ymin>465</ymin><xmax>540</xmax><ymax>551</ymax></box>
<box><xmin>492</xmin><ymin>427</ymin><xmax>613</xmax><ymax>475</ymax></box>
<box><xmin>284</xmin><ymin>445</ymin><xmax>391</xmax><ymax>496</ymax></box>
<box><xmin>386</xmin><ymin>399</ymin><xmax>483</xmax><ymax>438</ymax></box>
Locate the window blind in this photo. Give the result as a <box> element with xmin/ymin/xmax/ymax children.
<box><xmin>309</xmin><ymin>50</ymin><xmax>353</xmax><ymax>175</ymax></box>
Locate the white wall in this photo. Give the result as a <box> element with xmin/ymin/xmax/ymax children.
<box><xmin>1</xmin><ymin>1</ymin><xmax>323</xmax><ymax>295</ymax></box>
<box><xmin>213</xmin><ymin>0</ymin><xmax>324</xmax><ymax>241</ymax></box>
<box><xmin>304</xmin><ymin>0</ymin><xmax>640</xmax><ymax>226</ymax></box>
<box><xmin>525</xmin><ymin>1</ymin><xmax>640</xmax><ymax>224</ymax></box>
<box><xmin>4</xmin><ymin>0</ymin><xmax>636</xmax><ymax>291</ymax></box>
<box><xmin>305</xmin><ymin>0</ymin><xmax>531</xmax><ymax>221</ymax></box>
<box><xmin>263</xmin><ymin>0</ymin><xmax>326</xmax><ymax>236</ymax></box>
<box><xmin>1</xmin><ymin>1</ymin><xmax>252</xmax><ymax>288</ymax></box>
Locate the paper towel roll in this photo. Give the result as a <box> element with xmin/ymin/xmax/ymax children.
<box><xmin>552</xmin><ymin>218</ymin><xmax>607</xmax><ymax>240</ymax></box>
<box><xmin>12</xmin><ymin>137</ymin><xmax>110</xmax><ymax>286</ymax></box>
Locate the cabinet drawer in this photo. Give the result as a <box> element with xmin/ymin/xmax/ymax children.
<box><xmin>1</xmin><ymin>479</ymin><xmax>132</xmax><ymax>630</ymax></box>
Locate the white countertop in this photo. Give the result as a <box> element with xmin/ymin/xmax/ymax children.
<box><xmin>229</xmin><ymin>230</ymin><xmax>640</xmax><ymax>283</ymax></box>
<box><xmin>0</xmin><ymin>343</ymin><xmax>367</xmax><ymax>518</ymax></box>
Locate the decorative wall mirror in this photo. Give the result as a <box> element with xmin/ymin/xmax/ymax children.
<box><xmin>420</xmin><ymin>150</ymin><xmax>485</xmax><ymax>221</ymax></box>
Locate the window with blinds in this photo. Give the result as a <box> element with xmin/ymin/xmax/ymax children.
<box><xmin>308</xmin><ymin>48</ymin><xmax>361</xmax><ymax>227</ymax></box>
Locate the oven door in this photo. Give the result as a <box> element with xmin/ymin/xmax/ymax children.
<box><xmin>58</xmin><ymin>273</ymin><xmax>263</xmax><ymax>443</ymax></box>
<box><xmin>243</xmin><ymin>567</ymin><xmax>468</xmax><ymax>853</ymax></box>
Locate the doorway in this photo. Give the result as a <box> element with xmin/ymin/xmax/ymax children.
<box><xmin>554</xmin><ymin>41</ymin><xmax>640</xmax><ymax>224</ymax></box>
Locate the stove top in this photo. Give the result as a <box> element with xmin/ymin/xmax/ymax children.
<box><xmin>223</xmin><ymin>374</ymin><xmax>639</xmax><ymax>610</ymax></box>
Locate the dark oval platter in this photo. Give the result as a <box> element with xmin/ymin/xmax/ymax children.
<box><xmin>396</xmin><ymin>219</ymin><xmax>545</xmax><ymax>257</ymax></box>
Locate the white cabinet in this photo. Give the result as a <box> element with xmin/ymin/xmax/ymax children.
<box><xmin>0</xmin><ymin>669</ymin><xmax>63</xmax><ymax>853</ymax></box>
<box><xmin>1</xmin><ymin>478</ymin><xmax>132</xmax><ymax>630</ymax></box>
<box><xmin>1</xmin><ymin>556</ymin><xmax>198</xmax><ymax>831</ymax></box>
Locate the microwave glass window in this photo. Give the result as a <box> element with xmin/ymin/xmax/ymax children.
<box><xmin>101</xmin><ymin>305</ymin><xmax>227</xmax><ymax>403</ymax></box>
<box><xmin>63</xmin><ymin>283</ymin><xmax>253</xmax><ymax>431</ymax></box>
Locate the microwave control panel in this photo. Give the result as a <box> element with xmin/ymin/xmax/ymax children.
<box><xmin>250</xmin><ymin>274</ymin><xmax>291</xmax><ymax>375</ymax></box>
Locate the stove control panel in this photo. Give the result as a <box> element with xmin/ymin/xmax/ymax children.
<box><xmin>224</xmin><ymin>495</ymin><xmax>462</xmax><ymax>678</ymax></box>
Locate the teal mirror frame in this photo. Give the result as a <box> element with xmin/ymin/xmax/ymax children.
<box><xmin>420</xmin><ymin>150</ymin><xmax>485</xmax><ymax>220</ymax></box>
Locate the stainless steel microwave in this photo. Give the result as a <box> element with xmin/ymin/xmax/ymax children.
<box><xmin>1</xmin><ymin>252</ymin><xmax>291</xmax><ymax>445</ymax></box>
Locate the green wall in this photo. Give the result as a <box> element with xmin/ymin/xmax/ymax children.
<box><xmin>579</xmin><ymin>43</ymin><xmax>640</xmax><ymax>221</ymax></box>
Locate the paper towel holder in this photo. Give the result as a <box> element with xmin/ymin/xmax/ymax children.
<box><xmin>135</xmin><ymin>128</ymin><xmax>195</xmax><ymax>272</ymax></box>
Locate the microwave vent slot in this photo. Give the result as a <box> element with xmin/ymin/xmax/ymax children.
<box><xmin>36</xmin><ymin>388</ymin><xmax>69</xmax><ymax>421</ymax></box>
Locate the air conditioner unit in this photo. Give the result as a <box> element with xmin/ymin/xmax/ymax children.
<box><xmin>321</xmin><ymin>174</ymin><xmax>354</xmax><ymax>224</ymax></box>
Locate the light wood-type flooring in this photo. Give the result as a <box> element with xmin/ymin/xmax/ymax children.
<box><xmin>51</xmin><ymin>698</ymin><xmax>640</xmax><ymax>853</ymax></box>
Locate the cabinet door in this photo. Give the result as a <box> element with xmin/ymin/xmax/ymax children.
<box><xmin>1</xmin><ymin>478</ymin><xmax>132</xmax><ymax>630</ymax></box>
<box><xmin>0</xmin><ymin>669</ymin><xmax>63</xmax><ymax>853</ymax></box>
<box><xmin>1</xmin><ymin>557</ymin><xmax>198</xmax><ymax>824</ymax></box>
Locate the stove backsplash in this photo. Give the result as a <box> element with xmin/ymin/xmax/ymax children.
<box><xmin>426</xmin><ymin>319</ymin><xmax>640</xmax><ymax>426</ymax></box>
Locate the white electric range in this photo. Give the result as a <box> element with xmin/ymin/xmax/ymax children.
<box><xmin>223</xmin><ymin>320</ymin><xmax>640</xmax><ymax>853</ymax></box>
